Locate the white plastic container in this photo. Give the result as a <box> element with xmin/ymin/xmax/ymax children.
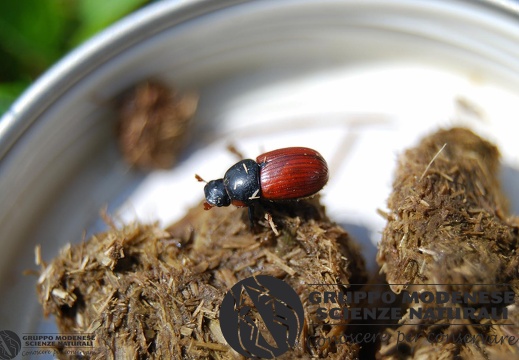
<box><xmin>1</xmin><ymin>0</ymin><xmax>518</xmax><ymax>345</ymax></box>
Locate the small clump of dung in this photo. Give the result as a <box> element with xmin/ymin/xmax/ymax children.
<box><xmin>117</xmin><ymin>81</ymin><xmax>198</xmax><ymax>169</ymax></box>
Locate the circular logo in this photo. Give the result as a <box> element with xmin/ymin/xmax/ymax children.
<box><xmin>0</xmin><ymin>330</ymin><xmax>21</xmax><ymax>360</ymax></box>
<box><xmin>219</xmin><ymin>275</ymin><xmax>304</xmax><ymax>358</ymax></box>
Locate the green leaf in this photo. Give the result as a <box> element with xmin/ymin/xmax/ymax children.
<box><xmin>0</xmin><ymin>81</ymin><xmax>29</xmax><ymax>115</ymax></box>
<box><xmin>0</xmin><ymin>0</ymin><xmax>151</xmax><ymax>115</ymax></box>
<box><xmin>72</xmin><ymin>0</ymin><xmax>149</xmax><ymax>45</ymax></box>
<box><xmin>0</xmin><ymin>1</ymin><xmax>74</xmax><ymax>77</ymax></box>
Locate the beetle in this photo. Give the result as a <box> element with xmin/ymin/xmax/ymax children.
<box><xmin>196</xmin><ymin>147</ymin><xmax>329</xmax><ymax>226</ymax></box>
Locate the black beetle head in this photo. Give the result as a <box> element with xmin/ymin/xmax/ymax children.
<box><xmin>204</xmin><ymin>179</ymin><xmax>231</xmax><ymax>207</ymax></box>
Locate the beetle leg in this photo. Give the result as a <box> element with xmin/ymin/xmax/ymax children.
<box><xmin>227</xmin><ymin>144</ymin><xmax>245</xmax><ymax>160</ymax></box>
<box><xmin>248</xmin><ymin>206</ymin><xmax>255</xmax><ymax>229</ymax></box>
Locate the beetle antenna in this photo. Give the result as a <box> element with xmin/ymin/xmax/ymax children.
<box><xmin>195</xmin><ymin>174</ymin><xmax>207</xmax><ymax>183</ymax></box>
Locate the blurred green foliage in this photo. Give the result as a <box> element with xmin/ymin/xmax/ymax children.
<box><xmin>0</xmin><ymin>0</ymin><xmax>151</xmax><ymax>114</ymax></box>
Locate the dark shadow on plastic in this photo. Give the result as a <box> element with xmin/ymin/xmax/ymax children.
<box><xmin>501</xmin><ymin>164</ymin><xmax>519</xmax><ymax>216</ymax></box>
<box><xmin>337</xmin><ymin>221</ymin><xmax>379</xmax><ymax>274</ymax></box>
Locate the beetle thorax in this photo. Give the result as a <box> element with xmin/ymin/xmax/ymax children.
<box><xmin>223</xmin><ymin>159</ymin><xmax>261</xmax><ymax>207</ymax></box>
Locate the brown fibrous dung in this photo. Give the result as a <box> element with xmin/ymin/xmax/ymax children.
<box><xmin>36</xmin><ymin>198</ymin><xmax>367</xmax><ymax>359</ymax></box>
<box><xmin>117</xmin><ymin>81</ymin><xmax>198</xmax><ymax>169</ymax></box>
<box><xmin>377</xmin><ymin>127</ymin><xmax>519</xmax><ymax>359</ymax></box>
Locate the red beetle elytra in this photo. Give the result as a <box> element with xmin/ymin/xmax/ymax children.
<box><xmin>198</xmin><ymin>147</ymin><xmax>329</xmax><ymax>224</ymax></box>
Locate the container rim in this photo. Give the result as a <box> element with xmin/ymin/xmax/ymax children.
<box><xmin>0</xmin><ymin>0</ymin><xmax>517</xmax><ymax>161</ymax></box>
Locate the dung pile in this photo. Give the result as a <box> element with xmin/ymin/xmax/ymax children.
<box><xmin>36</xmin><ymin>198</ymin><xmax>367</xmax><ymax>359</ymax></box>
<box><xmin>377</xmin><ymin>128</ymin><xmax>519</xmax><ymax>359</ymax></box>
